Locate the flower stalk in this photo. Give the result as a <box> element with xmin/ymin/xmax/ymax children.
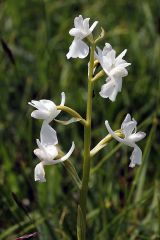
<box><xmin>79</xmin><ymin>43</ymin><xmax>95</xmax><ymax>239</ymax></box>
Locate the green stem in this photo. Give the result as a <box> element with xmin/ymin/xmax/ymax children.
<box><xmin>79</xmin><ymin>44</ymin><xmax>95</xmax><ymax>239</ymax></box>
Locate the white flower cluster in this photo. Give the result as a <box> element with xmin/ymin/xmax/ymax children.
<box><xmin>67</xmin><ymin>15</ymin><xmax>146</xmax><ymax>167</ymax></box>
<box><xmin>67</xmin><ymin>15</ymin><xmax>130</xmax><ymax>102</ymax></box>
<box><xmin>29</xmin><ymin>93</ymin><xmax>75</xmax><ymax>182</ymax></box>
<box><xmin>28</xmin><ymin>15</ymin><xmax>146</xmax><ymax>181</ymax></box>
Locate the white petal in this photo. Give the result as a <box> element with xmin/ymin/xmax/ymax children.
<box><xmin>122</xmin><ymin>121</ymin><xmax>137</xmax><ymax>137</ymax></box>
<box><xmin>55</xmin><ymin>92</ymin><xmax>66</xmax><ymax>116</ymax></box>
<box><xmin>60</xmin><ymin>92</ymin><xmax>65</xmax><ymax>106</ymax></box>
<box><xmin>121</xmin><ymin>113</ymin><xmax>131</xmax><ymax>128</ymax></box>
<box><xmin>89</xmin><ymin>21</ymin><xmax>98</xmax><ymax>33</ymax></box>
<box><xmin>109</xmin><ymin>86</ymin><xmax>119</xmax><ymax>101</ymax></box>
<box><xmin>31</xmin><ymin>110</ymin><xmax>49</xmax><ymax>120</ymax></box>
<box><xmin>34</xmin><ymin>148</ymin><xmax>47</xmax><ymax>161</ymax></box>
<box><xmin>34</xmin><ymin>143</ymin><xmax>58</xmax><ymax>162</ymax></box>
<box><xmin>99</xmin><ymin>80</ymin><xmax>115</xmax><ymax>99</ymax></box>
<box><xmin>36</xmin><ymin>139</ymin><xmax>43</xmax><ymax>149</ymax></box>
<box><xmin>39</xmin><ymin>100</ymin><xmax>56</xmax><ymax>111</ymax></box>
<box><xmin>115</xmin><ymin>49</ymin><xmax>127</xmax><ymax>63</ymax></box>
<box><xmin>37</xmin><ymin>100</ymin><xmax>58</xmax><ymax>122</ymax></box>
<box><xmin>102</xmin><ymin>43</ymin><xmax>112</xmax><ymax>55</ymax></box>
<box><xmin>83</xmin><ymin>18</ymin><xmax>90</xmax><ymax>33</ymax></box>
<box><xmin>129</xmin><ymin>146</ymin><xmax>142</xmax><ymax>168</ymax></box>
<box><xmin>52</xmin><ymin>142</ymin><xmax>75</xmax><ymax>164</ymax></box>
<box><xmin>127</xmin><ymin>132</ymin><xmax>146</xmax><ymax>142</ymax></box>
<box><xmin>34</xmin><ymin>163</ymin><xmax>46</xmax><ymax>182</ymax></box>
<box><xmin>45</xmin><ymin>145</ymin><xmax>58</xmax><ymax>161</ymax></box>
<box><xmin>114</xmin><ymin>77</ymin><xmax>123</xmax><ymax>92</ymax></box>
<box><xmin>95</xmin><ymin>44</ymin><xmax>112</xmax><ymax>68</ymax></box>
<box><xmin>99</xmin><ymin>79</ymin><xmax>121</xmax><ymax>102</ymax></box>
<box><xmin>40</xmin><ymin>121</ymin><xmax>58</xmax><ymax>145</ymax></box>
<box><xmin>99</xmin><ymin>50</ymin><xmax>115</xmax><ymax>74</ymax></box>
<box><xmin>95</xmin><ymin>47</ymin><xmax>103</xmax><ymax>65</ymax></box>
<box><xmin>66</xmin><ymin>39</ymin><xmax>89</xmax><ymax>59</ymax></box>
<box><xmin>105</xmin><ymin>120</ymin><xmax>125</xmax><ymax>144</ymax></box>
<box><xmin>118</xmin><ymin>62</ymin><xmax>131</xmax><ymax>68</ymax></box>
<box><xmin>121</xmin><ymin>114</ymin><xmax>131</xmax><ymax>128</ymax></box>
<box><xmin>102</xmin><ymin>55</ymin><xmax>113</xmax><ymax>73</ymax></box>
<box><xmin>106</xmin><ymin>49</ymin><xmax>116</xmax><ymax>64</ymax></box>
<box><xmin>29</xmin><ymin>100</ymin><xmax>46</xmax><ymax>111</ymax></box>
<box><xmin>35</xmin><ymin>139</ymin><xmax>49</xmax><ymax>160</ymax></box>
<box><xmin>110</xmin><ymin>66</ymin><xmax>128</xmax><ymax>78</ymax></box>
<box><xmin>74</xmin><ymin>15</ymin><xmax>83</xmax><ymax>29</ymax></box>
<box><xmin>69</xmin><ymin>28</ymin><xmax>84</xmax><ymax>38</ymax></box>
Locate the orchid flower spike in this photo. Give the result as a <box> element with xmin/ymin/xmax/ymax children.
<box><xmin>95</xmin><ymin>43</ymin><xmax>131</xmax><ymax>101</ymax></box>
<box><xmin>105</xmin><ymin>114</ymin><xmax>146</xmax><ymax>168</ymax></box>
<box><xmin>34</xmin><ymin>121</ymin><xmax>75</xmax><ymax>182</ymax></box>
<box><xmin>28</xmin><ymin>92</ymin><xmax>65</xmax><ymax>123</ymax></box>
<box><xmin>67</xmin><ymin>15</ymin><xmax>98</xmax><ymax>59</ymax></box>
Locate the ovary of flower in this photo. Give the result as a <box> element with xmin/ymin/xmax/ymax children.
<box><xmin>34</xmin><ymin>121</ymin><xmax>75</xmax><ymax>182</ymax></box>
<box><xmin>95</xmin><ymin>43</ymin><xmax>131</xmax><ymax>101</ymax></box>
<box><xmin>105</xmin><ymin>114</ymin><xmax>146</xmax><ymax>168</ymax></box>
<box><xmin>66</xmin><ymin>15</ymin><xmax>98</xmax><ymax>59</ymax></box>
<box><xmin>28</xmin><ymin>92</ymin><xmax>65</xmax><ymax>123</ymax></box>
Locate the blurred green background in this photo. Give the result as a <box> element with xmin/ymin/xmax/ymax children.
<box><xmin>0</xmin><ymin>0</ymin><xmax>159</xmax><ymax>239</ymax></box>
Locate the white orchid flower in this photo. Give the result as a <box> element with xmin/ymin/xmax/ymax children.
<box><xmin>95</xmin><ymin>43</ymin><xmax>131</xmax><ymax>101</ymax></box>
<box><xmin>34</xmin><ymin>121</ymin><xmax>75</xmax><ymax>182</ymax></box>
<box><xmin>105</xmin><ymin>114</ymin><xmax>146</xmax><ymax>168</ymax></box>
<box><xmin>67</xmin><ymin>15</ymin><xmax>98</xmax><ymax>59</ymax></box>
<box><xmin>28</xmin><ymin>92</ymin><xmax>65</xmax><ymax>123</ymax></box>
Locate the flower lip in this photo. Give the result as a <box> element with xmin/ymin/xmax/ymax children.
<box><xmin>129</xmin><ymin>146</ymin><xmax>142</xmax><ymax>168</ymax></box>
<box><xmin>99</xmin><ymin>79</ymin><xmax>118</xmax><ymax>102</ymax></box>
<box><xmin>66</xmin><ymin>38</ymin><xmax>89</xmax><ymax>59</ymax></box>
<box><xmin>34</xmin><ymin>162</ymin><xmax>46</xmax><ymax>182</ymax></box>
